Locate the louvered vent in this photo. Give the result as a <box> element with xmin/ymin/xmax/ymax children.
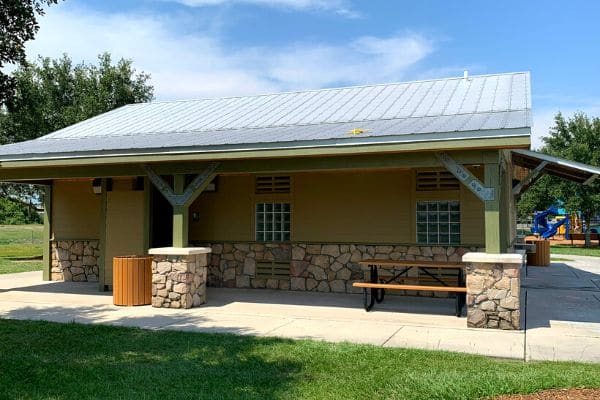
<box><xmin>256</xmin><ymin>261</ymin><xmax>290</xmax><ymax>280</ymax></box>
<box><xmin>255</xmin><ymin>176</ymin><xmax>291</xmax><ymax>194</ymax></box>
<box><xmin>416</xmin><ymin>171</ymin><xmax>460</xmax><ymax>191</ymax></box>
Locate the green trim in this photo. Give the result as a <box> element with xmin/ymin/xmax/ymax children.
<box><xmin>1</xmin><ymin>149</ymin><xmax>515</xmax><ymax>182</ymax></box>
<box><xmin>143</xmin><ymin>177</ymin><xmax>151</xmax><ymax>253</ymax></box>
<box><xmin>42</xmin><ymin>184</ymin><xmax>52</xmax><ymax>281</ymax></box>
<box><xmin>97</xmin><ymin>179</ymin><xmax>108</xmax><ymax>291</ymax></box>
<box><xmin>172</xmin><ymin>175</ymin><xmax>188</xmax><ymax>247</ymax></box>
<box><xmin>0</xmin><ymin>136</ymin><xmax>530</xmax><ymax>170</ymax></box>
<box><xmin>484</xmin><ymin>161</ymin><xmax>502</xmax><ymax>254</ymax></box>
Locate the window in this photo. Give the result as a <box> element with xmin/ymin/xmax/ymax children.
<box><xmin>416</xmin><ymin>201</ymin><xmax>460</xmax><ymax>244</ymax></box>
<box><xmin>256</xmin><ymin>203</ymin><xmax>291</xmax><ymax>242</ymax></box>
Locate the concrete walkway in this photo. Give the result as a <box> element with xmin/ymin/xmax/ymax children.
<box><xmin>0</xmin><ymin>256</ymin><xmax>598</xmax><ymax>362</ymax></box>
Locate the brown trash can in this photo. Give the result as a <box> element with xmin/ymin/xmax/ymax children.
<box><xmin>526</xmin><ymin>239</ymin><xmax>551</xmax><ymax>267</ymax></box>
<box><xmin>113</xmin><ymin>255</ymin><xmax>153</xmax><ymax>306</ymax></box>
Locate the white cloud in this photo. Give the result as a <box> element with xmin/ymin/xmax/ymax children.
<box><xmin>169</xmin><ymin>0</ymin><xmax>359</xmax><ymax>17</ymax></box>
<box><xmin>24</xmin><ymin>4</ymin><xmax>433</xmax><ymax>100</ymax></box>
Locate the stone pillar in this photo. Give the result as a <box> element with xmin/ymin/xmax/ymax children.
<box><xmin>148</xmin><ymin>247</ymin><xmax>211</xmax><ymax>309</ymax></box>
<box><xmin>462</xmin><ymin>252</ymin><xmax>524</xmax><ymax>330</ymax></box>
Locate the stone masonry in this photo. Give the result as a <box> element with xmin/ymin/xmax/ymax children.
<box><xmin>464</xmin><ymin>254</ymin><xmax>523</xmax><ymax>330</ymax></box>
<box><xmin>201</xmin><ymin>243</ymin><xmax>481</xmax><ymax>294</ymax></box>
<box><xmin>51</xmin><ymin>240</ymin><xmax>100</xmax><ymax>282</ymax></box>
<box><xmin>151</xmin><ymin>253</ymin><xmax>208</xmax><ymax>309</ymax></box>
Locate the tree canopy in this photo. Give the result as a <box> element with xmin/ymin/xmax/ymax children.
<box><xmin>517</xmin><ymin>112</ymin><xmax>600</xmax><ymax>244</ymax></box>
<box><xmin>0</xmin><ymin>52</ymin><xmax>154</xmax><ymax>223</ymax></box>
<box><xmin>0</xmin><ymin>52</ymin><xmax>154</xmax><ymax>144</ymax></box>
<box><xmin>0</xmin><ymin>0</ymin><xmax>60</xmax><ymax>105</ymax></box>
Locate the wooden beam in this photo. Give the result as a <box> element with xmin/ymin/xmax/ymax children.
<box><xmin>172</xmin><ymin>175</ymin><xmax>188</xmax><ymax>248</ymax></box>
<box><xmin>0</xmin><ymin>135</ymin><xmax>531</xmax><ymax>169</ymax></box>
<box><xmin>484</xmin><ymin>163</ymin><xmax>502</xmax><ymax>253</ymax></box>
<box><xmin>0</xmin><ymin>151</ymin><xmax>501</xmax><ymax>181</ymax></box>
<box><xmin>436</xmin><ymin>152</ymin><xmax>495</xmax><ymax>201</ymax></box>
<box><xmin>142</xmin><ymin>163</ymin><xmax>218</xmax><ymax>207</ymax></box>
<box><xmin>584</xmin><ymin>174</ymin><xmax>598</xmax><ymax>186</ymax></box>
<box><xmin>97</xmin><ymin>179</ymin><xmax>108</xmax><ymax>291</ymax></box>
<box><xmin>512</xmin><ymin>161</ymin><xmax>548</xmax><ymax>199</ymax></box>
<box><xmin>42</xmin><ymin>184</ymin><xmax>52</xmax><ymax>281</ymax></box>
<box><xmin>143</xmin><ymin>177</ymin><xmax>151</xmax><ymax>253</ymax></box>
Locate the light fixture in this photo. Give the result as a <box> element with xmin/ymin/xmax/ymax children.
<box><xmin>92</xmin><ymin>178</ymin><xmax>102</xmax><ymax>194</ymax></box>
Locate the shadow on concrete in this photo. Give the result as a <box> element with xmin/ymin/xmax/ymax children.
<box><xmin>0</xmin><ymin>316</ymin><xmax>300</xmax><ymax>399</ymax></box>
<box><xmin>205</xmin><ymin>287</ymin><xmax>465</xmax><ymax>317</ymax></box>
<box><xmin>0</xmin><ymin>280</ymin><xmax>109</xmax><ymax>295</ymax></box>
<box><xmin>524</xmin><ymin>262</ymin><xmax>600</xmax><ymax>328</ymax></box>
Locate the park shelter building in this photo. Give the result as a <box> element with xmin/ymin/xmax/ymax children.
<box><xmin>1</xmin><ymin>71</ymin><xmax>599</xmax><ymax>329</ymax></box>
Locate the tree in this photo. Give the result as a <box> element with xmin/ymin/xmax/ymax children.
<box><xmin>1</xmin><ymin>52</ymin><xmax>154</xmax><ymax>144</ymax></box>
<box><xmin>0</xmin><ymin>52</ymin><xmax>154</xmax><ymax>222</ymax></box>
<box><xmin>0</xmin><ymin>0</ymin><xmax>60</xmax><ymax>105</ymax></box>
<box><xmin>0</xmin><ymin>196</ymin><xmax>42</xmax><ymax>225</ymax></box>
<box><xmin>522</xmin><ymin>112</ymin><xmax>600</xmax><ymax>246</ymax></box>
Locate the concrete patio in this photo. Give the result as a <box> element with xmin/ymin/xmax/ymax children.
<box><xmin>0</xmin><ymin>256</ymin><xmax>598</xmax><ymax>362</ymax></box>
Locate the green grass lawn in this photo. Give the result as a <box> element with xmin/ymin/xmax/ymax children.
<box><xmin>0</xmin><ymin>320</ymin><xmax>598</xmax><ymax>400</ymax></box>
<box><xmin>551</xmin><ymin>245</ymin><xmax>600</xmax><ymax>257</ymax></box>
<box><xmin>0</xmin><ymin>224</ymin><xmax>43</xmax><ymax>274</ymax></box>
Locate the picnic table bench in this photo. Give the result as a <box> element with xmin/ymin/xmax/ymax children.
<box><xmin>353</xmin><ymin>259</ymin><xmax>467</xmax><ymax>317</ymax></box>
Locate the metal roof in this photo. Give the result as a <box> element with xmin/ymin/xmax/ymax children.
<box><xmin>512</xmin><ymin>149</ymin><xmax>600</xmax><ymax>184</ymax></box>
<box><xmin>0</xmin><ymin>72</ymin><xmax>531</xmax><ymax>161</ymax></box>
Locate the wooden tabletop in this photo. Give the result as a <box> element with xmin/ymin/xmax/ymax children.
<box><xmin>358</xmin><ymin>259</ymin><xmax>465</xmax><ymax>269</ymax></box>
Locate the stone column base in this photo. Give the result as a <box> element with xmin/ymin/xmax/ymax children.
<box><xmin>149</xmin><ymin>247</ymin><xmax>211</xmax><ymax>309</ymax></box>
<box><xmin>462</xmin><ymin>252</ymin><xmax>524</xmax><ymax>330</ymax></box>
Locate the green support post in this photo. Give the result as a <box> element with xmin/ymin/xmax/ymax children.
<box><xmin>484</xmin><ymin>162</ymin><xmax>502</xmax><ymax>253</ymax></box>
<box><xmin>42</xmin><ymin>184</ymin><xmax>52</xmax><ymax>281</ymax></box>
<box><xmin>97</xmin><ymin>179</ymin><xmax>108</xmax><ymax>291</ymax></box>
<box><xmin>143</xmin><ymin>177</ymin><xmax>151</xmax><ymax>253</ymax></box>
<box><xmin>172</xmin><ymin>175</ymin><xmax>189</xmax><ymax>247</ymax></box>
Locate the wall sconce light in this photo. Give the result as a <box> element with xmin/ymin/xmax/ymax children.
<box><xmin>92</xmin><ymin>178</ymin><xmax>102</xmax><ymax>194</ymax></box>
<box><xmin>192</xmin><ymin>212</ymin><xmax>200</xmax><ymax>222</ymax></box>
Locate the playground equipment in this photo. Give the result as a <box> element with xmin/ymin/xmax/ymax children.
<box><xmin>531</xmin><ymin>207</ymin><xmax>570</xmax><ymax>239</ymax></box>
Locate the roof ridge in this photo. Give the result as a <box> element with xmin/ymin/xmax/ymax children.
<box><xmin>142</xmin><ymin>71</ymin><xmax>531</xmax><ymax>105</ymax></box>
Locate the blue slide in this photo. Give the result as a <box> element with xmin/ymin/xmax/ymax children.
<box><xmin>531</xmin><ymin>207</ymin><xmax>569</xmax><ymax>239</ymax></box>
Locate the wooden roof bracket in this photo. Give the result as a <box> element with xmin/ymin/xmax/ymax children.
<box><xmin>435</xmin><ymin>152</ymin><xmax>495</xmax><ymax>201</ymax></box>
<box><xmin>142</xmin><ymin>162</ymin><xmax>219</xmax><ymax>207</ymax></box>
<box><xmin>512</xmin><ymin>160</ymin><xmax>548</xmax><ymax>200</ymax></box>
<box><xmin>583</xmin><ymin>174</ymin><xmax>598</xmax><ymax>186</ymax></box>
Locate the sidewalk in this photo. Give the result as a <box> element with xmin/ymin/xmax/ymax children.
<box><xmin>0</xmin><ymin>256</ymin><xmax>598</xmax><ymax>362</ymax></box>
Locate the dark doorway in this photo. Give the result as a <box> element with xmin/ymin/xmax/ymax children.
<box><xmin>150</xmin><ymin>185</ymin><xmax>173</xmax><ymax>247</ymax></box>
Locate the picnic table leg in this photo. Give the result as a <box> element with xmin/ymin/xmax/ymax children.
<box><xmin>363</xmin><ymin>266</ymin><xmax>377</xmax><ymax>311</ymax></box>
<box><xmin>455</xmin><ymin>268</ymin><xmax>465</xmax><ymax>317</ymax></box>
<box><xmin>371</xmin><ymin>265</ymin><xmax>385</xmax><ymax>304</ymax></box>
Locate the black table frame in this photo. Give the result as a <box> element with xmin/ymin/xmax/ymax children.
<box><xmin>363</xmin><ymin>263</ymin><xmax>465</xmax><ymax>316</ymax></box>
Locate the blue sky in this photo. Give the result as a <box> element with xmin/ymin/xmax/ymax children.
<box><xmin>23</xmin><ymin>0</ymin><xmax>600</xmax><ymax>148</ymax></box>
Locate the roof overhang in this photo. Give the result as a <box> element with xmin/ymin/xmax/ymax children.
<box><xmin>512</xmin><ymin>149</ymin><xmax>600</xmax><ymax>185</ymax></box>
<box><xmin>0</xmin><ymin>131</ymin><xmax>530</xmax><ymax>169</ymax></box>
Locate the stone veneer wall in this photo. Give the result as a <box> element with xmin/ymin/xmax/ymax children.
<box><xmin>465</xmin><ymin>261</ymin><xmax>521</xmax><ymax>330</ymax></box>
<box><xmin>51</xmin><ymin>240</ymin><xmax>100</xmax><ymax>282</ymax></box>
<box><xmin>151</xmin><ymin>254</ymin><xmax>208</xmax><ymax>309</ymax></box>
<box><xmin>201</xmin><ymin>243</ymin><xmax>481</xmax><ymax>294</ymax></box>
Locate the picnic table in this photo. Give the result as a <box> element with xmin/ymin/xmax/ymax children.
<box><xmin>353</xmin><ymin>259</ymin><xmax>467</xmax><ymax>317</ymax></box>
